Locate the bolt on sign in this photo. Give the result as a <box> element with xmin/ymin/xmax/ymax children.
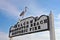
<box><xmin>9</xmin><ymin>15</ymin><xmax>49</xmax><ymax>38</ymax></box>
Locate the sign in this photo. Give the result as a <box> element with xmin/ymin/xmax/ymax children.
<box><xmin>9</xmin><ymin>15</ymin><xmax>49</xmax><ymax>38</ymax></box>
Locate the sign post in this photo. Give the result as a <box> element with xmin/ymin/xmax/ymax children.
<box><xmin>49</xmin><ymin>11</ymin><xmax>56</xmax><ymax>40</ymax></box>
<box><xmin>10</xmin><ymin>38</ymin><xmax>13</xmax><ymax>40</ymax></box>
<box><xmin>9</xmin><ymin>11</ymin><xmax>56</xmax><ymax>40</ymax></box>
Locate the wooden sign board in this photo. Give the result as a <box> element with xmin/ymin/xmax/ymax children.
<box><xmin>9</xmin><ymin>15</ymin><xmax>49</xmax><ymax>38</ymax></box>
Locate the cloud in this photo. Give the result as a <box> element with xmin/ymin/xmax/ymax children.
<box><xmin>55</xmin><ymin>14</ymin><xmax>60</xmax><ymax>20</ymax></box>
<box><xmin>12</xmin><ymin>31</ymin><xmax>49</xmax><ymax>40</ymax></box>
<box><xmin>0</xmin><ymin>0</ymin><xmax>50</xmax><ymax>20</ymax></box>
<box><xmin>54</xmin><ymin>14</ymin><xmax>60</xmax><ymax>28</ymax></box>
<box><xmin>0</xmin><ymin>28</ymin><xmax>60</xmax><ymax>40</ymax></box>
<box><xmin>55</xmin><ymin>29</ymin><xmax>60</xmax><ymax>40</ymax></box>
<box><xmin>0</xmin><ymin>0</ymin><xmax>60</xmax><ymax>40</ymax></box>
<box><xmin>13</xmin><ymin>29</ymin><xmax>60</xmax><ymax>40</ymax></box>
<box><xmin>0</xmin><ymin>0</ymin><xmax>20</xmax><ymax>18</ymax></box>
<box><xmin>0</xmin><ymin>31</ymin><xmax>9</xmax><ymax>40</ymax></box>
<box><xmin>18</xmin><ymin>0</ymin><xmax>49</xmax><ymax>18</ymax></box>
<box><xmin>55</xmin><ymin>21</ymin><xmax>60</xmax><ymax>28</ymax></box>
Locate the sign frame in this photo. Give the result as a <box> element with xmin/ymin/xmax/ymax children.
<box><xmin>9</xmin><ymin>15</ymin><xmax>49</xmax><ymax>38</ymax></box>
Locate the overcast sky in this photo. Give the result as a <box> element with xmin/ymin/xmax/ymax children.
<box><xmin>0</xmin><ymin>0</ymin><xmax>60</xmax><ymax>40</ymax></box>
